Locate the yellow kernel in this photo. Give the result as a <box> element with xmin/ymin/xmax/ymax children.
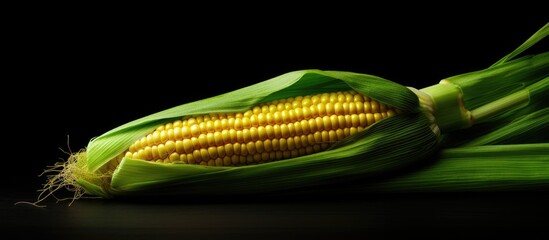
<box><xmin>287</xmin><ymin>123</ymin><xmax>295</xmax><ymax>137</ymax></box>
<box><xmin>300</xmin><ymin>120</ymin><xmax>310</xmax><ymax>135</ymax></box>
<box><xmin>208</xmin><ymin>146</ymin><xmax>218</xmax><ymax>159</ymax></box>
<box><xmin>157</xmin><ymin>144</ymin><xmax>168</xmax><ymax>159</ymax></box>
<box><xmin>186</xmin><ymin>153</ymin><xmax>195</xmax><ymax>164</ymax></box>
<box><xmin>160</xmin><ymin>130</ymin><xmax>168</xmax><ymax>143</ymax></box>
<box><xmin>280</xmin><ymin>124</ymin><xmax>290</xmax><ymax>138</ymax></box>
<box><xmin>329</xmin><ymin>130</ymin><xmax>337</xmax><ymax>142</ymax></box>
<box><xmin>265</xmin><ymin>125</ymin><xmax>275</xmax><ymax>139</ymax></box>
<box><xmin>255</xmin><ymin>140</ymin><xmax>264</xmax><ymax>153</ymax></box>
<box><xmin>128</xmin><ymin>144</ymin><xmax>136</xmax><ymax>153</ymax></box>
<box><xmin>302</xmin><ymin>107</ymin><xmax>311</xmax><ymax>119</ymax></box>
<box><xmin>216</xmin><ymin>146</ymin><xmax>226</xmax><ymax>158</ymax></box>
<box><xmin>214</xmin><ymin>132</ymin><xmax>223</xmax><ymax>146</ymax></box>
<box><xmin>242</xmin><ymin>117</ymin><xmax>251</xmax><ymax>129</ymax></box>
<box><xmin>271</xmin><ymin>139</ymin><xmax>280</xmax><ymax>151</ymax></box>
<box><xmin>264</xmin><ymin>139</ymin><xmax>273</xmax><ymax>152</ymax></box>
<box><xmin>151</xmin><ymin>146</ymin><xmax>159</xmax><ymax>160</ymax></box>
<box><xmin>169</xmin><ymin>152</ymin><xmax>179</xmax><ymax>162</ymax></box>
<box><xmin>322</xmin><ymin>116</ymin><xmax>332</xmax><ymax>131</ymax></box>
<box><xmin>279</xmin><ymin>138</ymin><xmax>287</xmax><ymax>151</ymax></box>
<box><xmin>344</xmin><ymin>115</ymin><xmax>352</xmax><ymax>127</ymax></box>
<box><xmin>257</xmin><ymin>113</ymin><xmax>266</xmax><ymax>126</ymax></box>
<box><xmin>198</xmin><ymin>134</ymin><xmax>208</xmax><ymax>148</ymax></box>
<box><xmin>220</xmin><ymin>118</ymin><xmax>229</xmax><ymax>130</ymax></box>
<box><xmin>183</xmin><ymin>139</ymin><xmax>194</xmax><ymax>153</ymax></box>
<box><xmin>247</xmin><ymin>142</ymin><xmax>256</xmax><ymax>155</ymax></box>
<box><xmin>200</xmin><ymin>148</ymin><xmax>210</xmax><ymax>161</ymax></box>
<box><xmin>302</xmin><ymin>98</ymin><xmax>312</xmax><ymax>107</ymax></box>
<box><xmin>371</xmin><ymin>101</ymin><xmax>379</xmax><ymax>113</ymax></box>
<box><xmin>179</xmin><ymin>153</ymin><xmax>187</xmax><ymax>164</ymax></box>
<box><xmin>287</xmin><ymin>137</ymin><xmax>295</xmax><ymax>151</ymax></box>
<box><xmin>234</xmin><ymin>118</ymin><xmax>243</xmax><ymax>130</ymax></box>
<box><xmin>307</xmin><ymin>134</ymin><xmax>316</xmax><ymax>145</ymax></box>
<box><xmin>225</xmin><ymin>143</ymin><xmax>234</xmax><ymax>156</ymax></box>
<box><xmin>229</xmin><ymin>129</ymin><xmax>238</xmax><ymax>142</ymax></box>
<box><xmin>214</xmin><ymin>119</ymin><xmax>223</xmax><ymax>132</ymax></box>
<box><xmin>221</xmin><ymin>129</ymin><xmax>230</xmax><ymax>144</ymax></box>
<box><xmin>173</xmin><ymin>120</ymin><xmax>182</xmax><ymax>127</ymax></box>
<box><xmin>242</xmin><ymin>129</ymin><xmax>251</xmax><ymax>142</ymax></box>
<box><xmin>206</xmin><ymin>121</ymin><xmax>214</xmax><ymax>133</ymax></box>
<box><xmin>336</xmin><ymin>129</ymin><xmax>345</xmax><ymax>140</ymax></box>
<box><xmin>215</xmin><ymin>158</ymin><xmax>224</xmax><ymax>166</ymax></box>
<box><xmin>293</xmin><ymin>136</ymin><xmax>302</xmax><ymax>149</ymax></box>
<box><xmin>143</xmin><ymin>146</ymin><xmax>152</xmax><ymax>160</ymax></box>
<box><xmin>294</xmin><ymin>108</ymin><xmax>303</xmax><ymax>121</ymax></box>
<box><xmin>309</xmin><ymin>105</ymin><xmax>318</xmax><ymax>117</ymax></box>
<box><xmin>317</xmin><ymin>103</ymin><xmax>326</xmax><ymax>116</ymax></box>
<box><xmin>152</xmin><ymin>131</ymin><xmax>161</xmax><ymax>144</ymax></box>
<box><xmin>273</xmin><ymin>125</ymin><xmax>281</xmax><ymax>138</ymax></box>
<box><xmin>299</xmin><ymin>135</ymin><xmax>309</xmax><ymax>147</ymax></box>
<box><xmin>325</xmin><ymin>102</ymin><xmax>334</xmax><ymax>115</ymax></box>
<box><xmin>314</xmin><ymin>132</ymin><xmax>322</xmax><ymax>143</ymax></box>
<box><xmin>181</xmin><ymin>125</ymin><xmax>191</xmax><ymax>138</ymax></box>
<box><xmin>366</xmin><ymin>113</ymin><xmax>375</xmax><ymax>126</ymax></box>
<box><xmin>198</xmin><ymin>122</ymin><xmax>207</xmax><ymax>133</ymax></box>
<box><xmin>190</xmin><ymin>125</ymin><xmax>200</xmax><ymax>137</ymax></box>
<box><xmin>315</xmin><ymin>117</ymin><xmax>324</xmax><ymax>131</ymax></box>
<box><xmin>140</xmin><ymin>136</ymin><xmax>147</xmax><ymax>149</ymax></box>
<box><xmin>249</xmin><ymin>127</ymin><xmax>258</xmax><ymax>142</ymax></box>
<box><xmin>257</xmin><ymin>126</ymin><xmax>267</xmax><ymax>141</ymax></box>
<box><xmin>374</xmin><ymin>113</ymin><xmax>382</xmax><ymax>122</ymax></box>
<box><xmin>233</xmin><ymin>142</ymin><xmax>241</xmax><ymax>155</ymax></box>
<box><xmin>321</xmin><ymin>130</ymin><xmax>330</xmax><ymax>143</ymax></box>
<box><xmin>165</xmin><ymin>140</ymin><xmax>175</xmax><ymax>154</ymax></box>
<box><xmin>223</xmin><ymin>156</ymin><xmax>232</xmax><ymax>166</ymax></box>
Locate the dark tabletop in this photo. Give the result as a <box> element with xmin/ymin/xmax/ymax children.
<box><xmin>4</xmin><ymin>187</ymin><xmax>549</xmax><ymax>239</ymax></box>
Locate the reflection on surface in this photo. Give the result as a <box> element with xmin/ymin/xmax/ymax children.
<box><xmin>4</xmin><ymin>191</ymin><xmax>549</xmax><ymax>239</ymax></box>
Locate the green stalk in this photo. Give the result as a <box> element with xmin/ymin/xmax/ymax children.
<box><xmin>419</xmin><ymin>40</ymin><xmax>548</xmax><ymax>133</ymax></box>
<box><xmin>469</xmin><ymin>87</ymin><xmax>529</xmax><ymax>123</ymax></box>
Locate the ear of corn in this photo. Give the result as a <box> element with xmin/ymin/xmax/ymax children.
<box><xmin>85</xmin><ymin>70</ymin><xmax>419</xmax><ymax>173</ymax></box>
<box><xmin>57</xmin><ymin>70</ymin><xmax>434</xmax><ymax>200</ymax></box>
<box><xmin>29</xmin><ymin>22</ymin><xmax>549</xmax><ymax>206</ymax></box>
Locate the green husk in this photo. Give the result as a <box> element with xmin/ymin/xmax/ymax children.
<box><xmin>350</xmin><ymin>143</ymin><xmax>549</xmax><ymax>193</ymax></box>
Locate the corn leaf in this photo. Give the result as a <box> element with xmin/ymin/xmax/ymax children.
<box><xmin>348</xmin><ymin>143</ymin><xmax>549</xmax><ymax>193</ymax></box>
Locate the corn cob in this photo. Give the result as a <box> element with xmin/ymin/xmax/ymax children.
<box><xmin>122</xmin><ymin>90</ymin><xmax>398</xmax><ymax>166</ymax></box>
<box><xmin>24</xmin><ymin>22</ymin><xmax>548</xmax><ymax>207</ymax></box>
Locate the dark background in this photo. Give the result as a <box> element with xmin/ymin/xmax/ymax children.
<box><xmin>3</xmin><ymin>6</ymin><xmax>548</xmax><ymax>239</ymax></box>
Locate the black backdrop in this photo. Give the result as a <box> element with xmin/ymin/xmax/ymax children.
<box><xmin>3</xmin><ymin>8</ymin><xmax>548</xmax><ymax>239</ymax></box>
